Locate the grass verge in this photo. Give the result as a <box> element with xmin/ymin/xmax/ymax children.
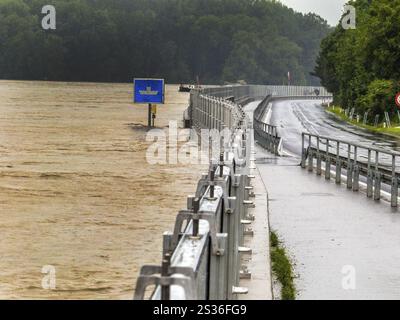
<box><xmin>327</xmin><ymin>106</ymin><xmax>400</xmax><ymax>137</ymax></box>
<box><xmin>270</xmin><ymin>231</ymin><xmax>296</xmax><ymax>300</ymax></box>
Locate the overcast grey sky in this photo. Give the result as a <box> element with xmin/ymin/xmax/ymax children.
<box><xmin>279</xmin><ymin>0</ymin><xmax>348</xmax><ymax>26</ymax></box>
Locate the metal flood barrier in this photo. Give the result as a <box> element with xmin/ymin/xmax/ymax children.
<box><xmin>134</xmin><ymin>84</ymin><xmax>333</xmax><ymax>300</ymax></box>
<box><xmin>301</xmin><ymin>132</ymin><xmax>400</xmax><ymax>207</ymax></box>
<box><xmin>134</xmin><ymin>85</ymin><xmax>255</xmax><ymax>300</ymax></box>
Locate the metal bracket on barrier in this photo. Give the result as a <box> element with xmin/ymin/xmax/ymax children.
<box><xmin>240</xmin><ymin>266</ymin><xmax>252</xmax><ymax>280</ymax></box>
<box><xmin>134</xmin><ymin>263</ymin><xmax>196</xmax><ymax>300</ymax></box>
<box><xmin>232</xmin><ymin>286</ymin><xmax>249</xmax><ymax>295</ymax></box>
<box><xmin>195</xmin><ymin>167</ymin><xmax>237</xmax><ymax>217</ymax></box>
<box><xmin>171</xmin><ymin>209</ymin><xmax>225</xmax><ymax>256</ymax></box>
<box><xmin>243</xmin><ymin>227</ymin><xmax>254</xmax><ymax>236</ymax></box>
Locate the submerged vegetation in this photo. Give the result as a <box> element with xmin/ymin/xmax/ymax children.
<box><xmin>0</xmin><ymin>0</ymin><xmax>331</xmax><ymax>84</ymax></box>
<box><xmin>270</xmin><ymin>231</ymin><xmax>296</xmax><ymax>300</ymax></box>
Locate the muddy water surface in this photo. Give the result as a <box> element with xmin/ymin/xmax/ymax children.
<box><xmin>0</xmin><ymin>81</ymin><xmax>205</xmax><ymax>299</ymax></box>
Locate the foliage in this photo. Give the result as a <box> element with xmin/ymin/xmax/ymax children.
<box><xmin>327</xmin><ymin>106</ymin><xmax>400</xmax><ymax>137</ymax></box>
<box><xmin>0</xmin><ymin>0</ymin><xmax>331</xmax><ymax>84</ymax></box>
<box><xmin>361</xmin><ymin>80</ymin><xmax>399</xmax><ymax>118</ymax></box>
<box><xmin>270</xmin><ymin>231</ymin><xmax>295</xmax><ymax>300</ymax></box>
<box><xmin>315</xmin><ymin>0</ymin><xmax>400</xmax><ymax>121</ymax></box>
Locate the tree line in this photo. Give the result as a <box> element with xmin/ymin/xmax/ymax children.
<box><xmin>0</xmin><ymin>0</ymin><xmax>331</xmax><ymax>84</ymax></box>
<box><xmin>315</xmin><ymin>0</ymin><xmax>400</xmax><ymax>121</ymax></box>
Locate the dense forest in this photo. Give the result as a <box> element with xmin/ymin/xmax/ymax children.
<box><xmin>315</xmin><ymin>0</ymin><xmax>400</xmax><ymax>121</ymax></box>
<box><xmin>0</xmin><ymin>0</ymin><xmax>331</xmax><ymax>84</ymax></box>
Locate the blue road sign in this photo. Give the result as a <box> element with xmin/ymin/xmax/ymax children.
<box><xmin>134</xmin><ymin>78</ymin><xmax>165</xmax><ymax>104</ymax></box>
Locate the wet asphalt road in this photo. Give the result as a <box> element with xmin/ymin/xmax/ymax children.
<box><xmin>269</xmin><ymin>99</ymin><xmax>400</xmax><ymax>162</ymax></box>
<box><xmin>245</xmin><ymin>100</ymin><xmax>400</xmax><ymax>299</ymax></box>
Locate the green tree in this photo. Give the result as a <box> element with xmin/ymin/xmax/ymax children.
<box><xmin>0</xmin><ymin>0</ymin><xmax>331</xmax><ymax>84</ymax></box>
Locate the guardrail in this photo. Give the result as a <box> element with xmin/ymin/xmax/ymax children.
<box><xmin>253</xmin><ymin>94</ymin><xmax>333</xmax><ymax>155</ymax></box>
<box><xmin>134</xmin><ymin>85</ymin><xmax>254</xmax><ymax>300</ymax></box>
<box><xmin>253</xmin><ymin>96</ymin><xmax>281</xmax><ymax>155</ymax></box>
<box><xmin>134</xmin><ymin>84</ymin><xmax>332</xmax><ymax>300</ymax></box>
<box><xmin>190</xmin><ymin>92</ymin><xmax>247</xmax><ymax>132</ymax></box>
<box><xmin>301</xmin><ymin>132</ymin><xmax>400</xmax><ymax>207</ymax></box>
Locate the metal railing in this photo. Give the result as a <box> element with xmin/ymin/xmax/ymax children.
<box><xmin>134</xmin><ymin>84</ymin><xmax>333</xmax><ymax>300</ymax></box>
<box><xmin>191</xmin><ymin>93</ymin><xmax>247</xmax><ymax>132</ymax></box>
<box><xmin>134</xmin><ymin>85</ymin><xmax>254</xmax><ymax>300</ymax></box>
<box><xmin>252</xmin><ymin>91</ymin><xmax>333</xmax><ymax>155</ymax></box>
<box><xmin>264</xmin><ymin>85</ymin><xmax>331</xmax><ymax>97</ymax></box>
<box><xmin>253</xmin><ymin>95</ymin><xmax>282</xmax><ymax>155</ymax></box>
<box><xmin>301</xmin><ymin>132</ymin><xmax>400</xmax><ymax>207</ymax></box>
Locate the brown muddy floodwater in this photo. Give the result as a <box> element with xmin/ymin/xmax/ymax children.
<box><xmin>0</xmin><ymin>81</ymin><xmax>205</xmax><ymax>299</ymax></box>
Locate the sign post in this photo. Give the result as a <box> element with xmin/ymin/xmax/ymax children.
<box><xmin>134</xmin><ymin>78</ymin><xmax>165</xmax><ymax>128</ymax></box>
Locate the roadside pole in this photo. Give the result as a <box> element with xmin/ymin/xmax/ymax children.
<box><xmin>151</xmin><ymin>104</ymin><xmax>157</xmax><ymax>127</ymax></box>
<box><xmin>148</xmin><ymin>103</ymin><xmax>152</xmax><ymax>129</ymax></box>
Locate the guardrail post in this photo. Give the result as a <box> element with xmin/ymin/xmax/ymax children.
<box><xmin>374</xmin><ymin>151</ymin><xmax>381</xmax><ymax>201</ymax></box>
<box><xmin>353</xmin><ymin>146</ymin><xmax>359</xmax><ymax>192</ymax></box>
<box><xmin>347</xmin><ymin>144</ymin><xmax>353</xmax><ymax>189</ymax></box>
<box><xmin>274</xmin><ymin>133</ymin><xmax>279</xmax><ymax>155</ymax></box>
<box><xmin>325</xmin><ymin>139</ymin><xmax>331</xmax><ymax>180</ymax></box>
<box><xmin>391</xmin><ymin>155</ymin><xmax>398</xmax><ymax>207</ymax></box>
<box><xmin>374</xmin><ymin>172</ymin><xmax>381</xmax><ymax>201</ymax></box>
<box><xmin>336</xmin><ymin>141</ymin><xmax>341</xmax><ymax>184</ymax></box>
<box><xmin>267</xmin><ymin>126</ymin><xmax>272</xmax><ymax>152</ymax></box>
<box><xmin>308</xmin><ymin>149</ymin><xmax>313</xmax><ymax>172</ymax></box>
<box><xmin>367</xmin><ymin>150</ymin><xmax>373</xmax><ymax>198</ymax></box>
<box><xmin>316</xmin><ymin>137</ymin><xmax>322</xmax><ymax>175</ymax></box>
<box><xmin>301</xmin><ymin>133</ymin><xmax>306</xmax><ymax>168</ymax></box>
<box><xmin>270</xmin><ymin>127</ymin><xmax>275</xmax><ymax>153</ymax></box>
<box><xmin>308</xmin><ymin>136</ymin><xmax>313</xmax><ymax>172</ymax></box>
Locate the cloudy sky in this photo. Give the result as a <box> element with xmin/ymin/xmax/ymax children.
<box><xmin>279</xmin><ymin>0</ymin><xmax>348</xmax><ymax>26</ymax></box>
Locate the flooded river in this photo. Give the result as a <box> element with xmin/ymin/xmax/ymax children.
<box><xmin>0</xmin><ymin>81</ymin><xmax>205</xmax><ymax>299</ymax></box>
